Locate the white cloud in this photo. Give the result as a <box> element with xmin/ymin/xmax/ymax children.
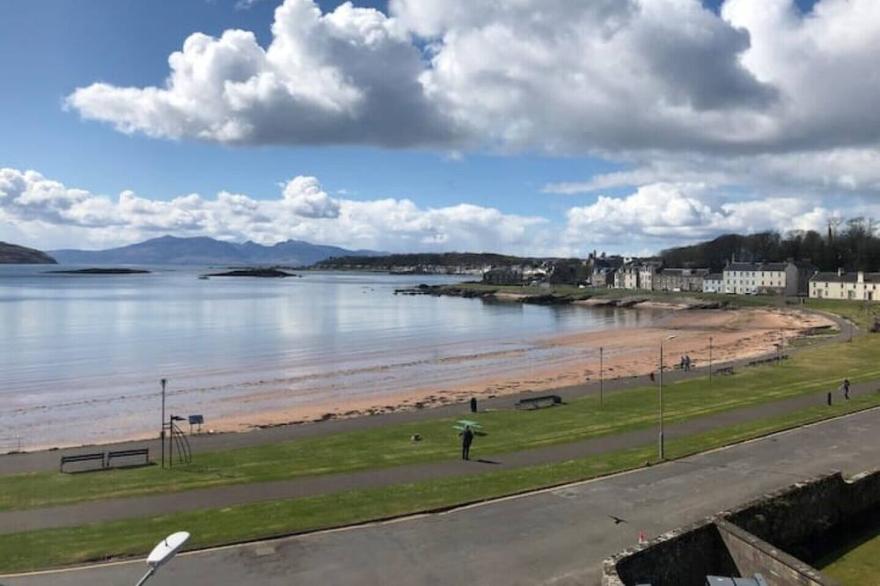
<box><xmin>0</xmin><ymin>167</ymin><xmax>549</xmax><ymax>254</ymax></box>
<box><xmin>65</xmin><ymin>0</ymin><xmax>880</xmax><ymax>157</ymax></box>
<box><xmin>544</xmin><ymin>148</ymin><xmax>880</xmax><ymax>198</ymax></box>
<box><xmin>67</xmin><ymin>0</ymin><xmax>457</xmax><ymax>147</ymax></box>
<box><xmin>281</xmin><ymin>176</ymin><xmax>341</xmax><ymax>218</ymax></box>
<box><xmin>563</xmin><ymin>182</ymin><xmax>837</xmax><ymax>251</ymax></box>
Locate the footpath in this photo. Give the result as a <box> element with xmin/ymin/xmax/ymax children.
<box><xmin>1</xmin><ymin>374</ymin><xmax>875</xmax><ymax>534</ymax></box>
<box><xmin>0</xmin><ymin>311</ymin><xmax>858</xmax><ymax>535</ymax></box>
<box><xmin>0</xmin><ymin>310</ymin><xmax>850</xmax><ymax>476</ymax></box>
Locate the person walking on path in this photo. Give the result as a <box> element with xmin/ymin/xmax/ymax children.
<box><xmin>842</xmin><ymin>379</ymin><xmax>851</xmax><ymax>400</ymax></box>
<box><xmin>460</xmin><ymin>425</ymin><xmax>475</xmax><ymax>461</ymax></box>
<box><xmin>470</xmin><ymin>397</ymin><xmax>478</xmax><ymax>413</ymax></box>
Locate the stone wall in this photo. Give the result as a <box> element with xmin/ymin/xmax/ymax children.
<box><xmin>725</xmin><ymin>471</ymin><xmax>880</xmax><ymax>557</ymax></box>
<box><xmin>604</xmin><ymin>521</ymin><xmax>737</xmax><ymax>586</ymax></box>
<box><xmin>716</xmin><ymin>520</ymin><xmax>835</xmax><ymax>586</ymax></box>
<box><xmin>603</xmin><ymin>471</ymin><xmax>880</xmax><ymax>585</ymax></box>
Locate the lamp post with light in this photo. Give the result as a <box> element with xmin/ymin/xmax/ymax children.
<box><xmin>708</xmin><ymin>336</ymin><xmax>713</xmax><ymax>384</ymax></box>
<box><xmin>135</xmin><ymin>531</ymin><xmax>190</xmax><ymax>586</ymax></box>
<box><xmin>658</xmin><ymin>334</ymin><xmax>677</xmax><ymax>460</ymax></box>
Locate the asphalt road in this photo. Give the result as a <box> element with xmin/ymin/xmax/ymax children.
<box><xmin>4</xmin><ymin>406</ymin><xmax>878</xmax><ymax>586</ymax></box>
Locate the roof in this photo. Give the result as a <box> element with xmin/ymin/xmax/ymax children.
<box><xmin>726</xmin><ymin>261</ymin><xmax>789</xmax><ymax>272</ymax></box>
<box><xmin>660</xmin><ymin>268</ymin><xmax>710</xmax><ymax>277</ymax></box>
<box><xmin>811</xmin><ymin>272</ymin><xmax>880</xmax><ymax>284</ymax></box>
<box><xmin>705</xmin><ymin>273</ymin><xmax>723</xmax><ymax>281</ymax></box>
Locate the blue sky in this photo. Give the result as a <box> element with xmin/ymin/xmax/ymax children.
<box><xmin>1</xmin><ymin>0</ymin><xmax>877</xmax><ymax>255</ymax></box>
<box><xmin>0</xmin><ymin>0</ymin><xmax>614</xmax><ymax>219</ymax></box>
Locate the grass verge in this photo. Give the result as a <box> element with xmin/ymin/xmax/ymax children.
<box><xmin>2</xmin><ymin>393</ymin><xmax>879</xmax><ymax>575</ymax></box>
<box><xmin>3</xmin><ymin>332</ymin><xmax>880</xmax><ymax>512</ymax></box>
<box><xmin>815</xmin><ymin>527</ymin><xmax>880</xmax><ymax>585</ymax></box>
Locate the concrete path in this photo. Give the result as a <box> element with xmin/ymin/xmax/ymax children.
<box><xmin>2</xmin><ymin>376</ymin><xmax>876</xmax><ymax>535</ymax></box>
<box><xmin>0</xmin><ymin>310</ymin><xmax>848</xmax><ymax>476</ymax></box>
<box><xmin>3</xmin><ymin>400</ymin><xmax>878</xmax><ymax>586</ymax></box>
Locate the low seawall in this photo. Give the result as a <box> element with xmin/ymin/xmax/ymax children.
<box><xmin>603</xmin><ymin>470</ymin><xmax>880</xmax><ymax>585</ymax></box>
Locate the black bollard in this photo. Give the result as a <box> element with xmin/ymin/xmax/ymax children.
<box><xmin>827</xmin><ymin>392</ymin><xmax>832</xmax><ymax>406</ymax></box>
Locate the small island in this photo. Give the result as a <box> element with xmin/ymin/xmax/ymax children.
<box><xmin>47</xmin><ymin>268</ymin><xmax>151</xmax><ymax>275</ymax></box>
<box><xmin>203</xmin><ymin>268</ymin><xmax>297</xmax><ymax>278</ymax></box>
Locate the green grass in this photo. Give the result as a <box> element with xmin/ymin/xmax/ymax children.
<box><xmin>447</xmin><ymin>282</ymin><xmax>778</xmax><ymax>307</ymax></box>
<box><xmin>805</xmin><ymin>298</ymin><xmax>880</xmax><ymax>330</ymax></box>
<box><xmin>2</xmin><ymin>394</ymin><xmax>879</xmax><ymax>575</ymax></box>
<box><xmin>3</xmin><ymin>333</ymin><xmax>880</xmax><ymax>512</ymax></box>
<box><xmin>815</xmin><ymin>526</ymin><xmax>880</xmax><ymax>584</ymax></box>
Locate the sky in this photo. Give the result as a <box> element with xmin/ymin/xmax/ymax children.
<box><xmin>1</xmin><ymin>0</ymin><xmax>879</xmax><ymax>256</ymax></box>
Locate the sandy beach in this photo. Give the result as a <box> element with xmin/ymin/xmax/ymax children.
<box><xmin>205</xmin><ymin>306</ymin><xmax>835</xmax><ymax>434</ymax></box>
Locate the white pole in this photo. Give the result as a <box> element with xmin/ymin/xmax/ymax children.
<box><xmin>659</xmin><ymin>342</ymin><xmax>664</xmax><ymax>460</ymax></box>
<box><xmin>135</xmin><ymin>568</ymin><xmax>156</xmax><ymax>586</ymax></box>
<box><xmin>659</xmin><ymin>335</ymin><xmax>676</xmax><ymax>460</ymax></box>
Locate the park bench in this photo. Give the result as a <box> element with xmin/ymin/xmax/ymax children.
<box><xmin>515</xmin><ymin>394</ymin><xmax>563</xmax><ymax>410</ymax></box>
<box><xmin>59</xmin><ymin>452</ymin><xmax>105</xmax><ymax>473</ymax></box>
<box><xmin>715</xmin><ymin>366</ymin><xmax>735</xmax><ymax>376</ymax></box>
<box><xmin>106</xmin><ymin>448</ymin><xmax>150</xmax><ymax>469</ymax></box>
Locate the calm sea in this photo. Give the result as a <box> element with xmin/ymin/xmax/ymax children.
<box><xmin>0</xmin><ymin>266</ymin><xmax>658</xmax><ymax>450</ymax></box>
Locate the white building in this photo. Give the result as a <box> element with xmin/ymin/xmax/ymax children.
<box><xmin>809</xmin><ymin>270</ymin><xmax>880</xmax><ymax>301</ymax></box>
<box><xmin>638</xmin><ymin>262</ymin><xmax>662</xmax><ymax>291</ymax></box>
<box><xmin>614</xmin><ymin>263</ymin><xmax>640</xmax><ymax>289</ymax></box>
<box><xmin>722</xmin><ymin>261</ymin><xmax>811</xmax><ymax>296</ymax></box>
<box><xmin>702</xmin><ymin>273</ymin><xmax>724</xmax><ymax>294</ymax></box>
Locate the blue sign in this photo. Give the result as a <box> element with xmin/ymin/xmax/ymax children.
<box><xmin>188</xmin><ymin>415</ymin><xmax>204</xmax><ymax>425</ymax></box>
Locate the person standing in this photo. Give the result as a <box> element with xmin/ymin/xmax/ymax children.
<box><xmin>843</xmin><ymin>379</ymin><xmax>851</xmax><ymax>400</ymax></box>
<box><xmin>460</xmin><ymin>425</ymin><xmax>475</xmax><ymax>461</ymax></box>
<box><xmin>470</xmin><ymin>397</ymin><xmax>478</xmax><ymax>413</ymax></box>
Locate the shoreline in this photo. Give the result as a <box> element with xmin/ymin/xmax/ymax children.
<box><xmin>7</xmin><ymin>305</ymin><xmax>835</xmax><ymax>454</ymax></box>
<box><xmin>213</xmin><ymin>306</ymin><xmax>832</xmax><ymax>432</ymax></box>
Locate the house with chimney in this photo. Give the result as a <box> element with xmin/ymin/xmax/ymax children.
<box><xmin>614</xmin><ymin>262</ymin><xmax>641</xmax><ymax>289</ymax></box>
<box><xmin>655</xmin><ymin>268</ymin><xmax>710</xmax><ymax>292</ymax></box>
<box><xmin>810</xmin><ymin>269</ymin><xmax>880</xmax><ymax>301</ymax></box>
<box><xmin>722</xmin><ymin>260</ymin><xmax>814</xmax><ymax>296</ymax></box>
<box><xmin>702</xmin><ymin>273</ymin><xmax>723</xmax><ymax>293</ymax></box>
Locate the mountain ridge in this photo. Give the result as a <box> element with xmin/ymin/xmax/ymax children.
<box><xmin>49</xmin><ymin>235</ymin><xmax>382</xmax><ymax>266</ymax></box>
<box><xmin>0</xmin><ymin>242</ymin><xmax>58</xmax><ymax>264</ymax></box>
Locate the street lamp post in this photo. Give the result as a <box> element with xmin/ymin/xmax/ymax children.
<box><xmin>135</xmin><ymin>531</ymin><xmax>190</xmax><ymax>586</ymax></box>
<box><xmin>708</xmin><ymin>336</ymin><xmax>713</xmax><ymax>384</ymax></box>
<box><xmin>599</xmin><ymin>346</ymin><xmax>604</xmax><ymax>408</ymax></box>
<box><xmin>658</xmin><ymin>334</ymin><xmax>676</xmax><ymax>460</ymax></box>
<box><xmin>160</xmin><ymin>378</ymin><xmax>166</xmax><ymax>470</ymax></box>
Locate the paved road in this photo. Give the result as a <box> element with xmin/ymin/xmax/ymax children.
<box><xmin>4</xmin><ymin>405</ymin><xmax>878</xmax><ymax>586</ymax></box>
<box><xmin>0</xmin><ymin>356</ymin><xmax>748</xmax><ymax>475</ymax></box>
<box><xmin>1</xmin><ymin>313</ymin><xmax>847</xmax><ymax>477</ymax></box>
<box><xmin>3</xmin><ymin>378</ymin><xmax>876</xmax><ymax>534</ymax></box>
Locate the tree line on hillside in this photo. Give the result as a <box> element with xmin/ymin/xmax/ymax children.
<box><xmin>314</xmin><ymin>252</ymin><xmax>538</xmax><ymax>268</ymax></box>
<box><xmin>660</xmin><ymin>218</ymin><xmax>880</xmax><ymax>272</ymax></box>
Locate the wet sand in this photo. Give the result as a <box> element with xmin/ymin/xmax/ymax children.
<box><xmin>206</xmin><ymin>307</ymin><xmax>834</xmax><ymax>434</ymax></box>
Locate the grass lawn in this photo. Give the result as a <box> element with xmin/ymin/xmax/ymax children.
<box><xmin>805</xmin><ymin>298</ymin><xmax>880</xmax><ymax>330</ymax></box>
<box><xmin>815</xmin><ymin>526</ymin><xmax>880</xmax><ymax>584</ymax></box>
<box><xmin>3</xmin><ymin>333</ymin><xmax>880</xmax><ymax>512</ymax></box>
<box><xmin>445</xmin><ymin>282</ymin><xmax>778</xmax><ymax>307</ymax></box>
<box><xmin>1</xmin><ymin>394</ymin><xmax>879</xmax><ymax>574</ymax></box>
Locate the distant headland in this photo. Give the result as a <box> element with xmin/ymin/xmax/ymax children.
<box><xmin>0</xmin><ymin>242</ymin><xmax>57</xmax><ymax>264</ymax></box>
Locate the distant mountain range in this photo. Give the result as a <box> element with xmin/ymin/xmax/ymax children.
<box><xmin>49</xmin><ymin>235</ymin><xmax>383</xmax><ymax>266</ymax></box>
<box><xmin>0</xmin><ymin>242</ymin><xmax>57</xmax><ymax>264</ymax></box>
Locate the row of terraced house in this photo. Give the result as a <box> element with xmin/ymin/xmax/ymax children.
<box><xmin>600</xmin><ymin>259</ymin><xmax>816</xmax><ymax>296</ymax></box>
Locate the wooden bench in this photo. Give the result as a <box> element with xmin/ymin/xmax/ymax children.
<box><xmin>515</xmin><ymin>395</ymin><xmax>563</xmax><ymax>410</ymax></box>
<box><xmin>106</xmin><ymin>448</ymin><xmax>150</xmax><ymax>469</ymax></box>
<box><xmin>60</xmin><ymin>452</ymin><xmax>105</xmax><ymax>473</ymax></box>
